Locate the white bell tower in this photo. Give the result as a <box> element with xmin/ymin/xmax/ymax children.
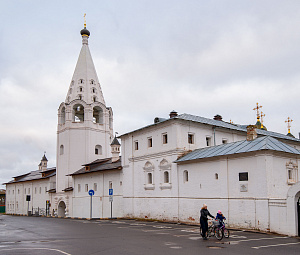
<box><xmin>55</xmin><ymin>21</ymin><xmax>113</xmax><ymax>215</ymax></box>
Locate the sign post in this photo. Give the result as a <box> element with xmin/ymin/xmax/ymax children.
<box><xmin>26</xmin><ymin>195</ymin><xmax>31</xmax><ymax>216</ymax></box>
<box><xmin>88</xmin><ymin>189</ymin><xmax>94</xmax><ymax>219</ymax></box>
<box><xmin>109</xmin><ymin>189</ymin><xmax>113</xmax><ymax>218</ymax></box>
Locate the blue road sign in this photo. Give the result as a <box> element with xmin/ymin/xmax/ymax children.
<box><xmin>88</xmin><ymin>189</ymin><xmax>95</xmax><ymax>196</ymax></box>
<box><xmin>109</xmin><ymin>189</ymin><xmax>113</xmax><ymax>195</ymax></box>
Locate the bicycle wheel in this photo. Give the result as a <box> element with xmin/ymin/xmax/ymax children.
<box><xmin>207</xmin><ymin>226</ymin><xmax>214</xmax><ymax>237</ymax></box>
<box><xmin>223</xmin><ymin>228</ymin><xmax>230</xmax><ymax>238</ymax></box>
<box><xmin>214</xmin><ymin>227</ymin><xmax>223</xmax><ymax>240</ymax></box>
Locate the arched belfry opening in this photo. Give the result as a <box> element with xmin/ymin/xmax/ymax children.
<box><xmin>93</xmin><ymin>106</ymin><xmax>103</xmax><ymax>124</ymax></box>
<box><xmin>73</xmin><ymin>104</ymin><xmax>84</xmax><ymax>122</ymax></box>
<box><xmin>61</xmin><ymin>107</ymin><xmax>66</xmax><ymax>124</ymax></box>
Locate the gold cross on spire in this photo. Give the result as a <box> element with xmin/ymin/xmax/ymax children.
<box><xmin>253</xmin><ymin>102</ymin><xmax>262</xmax><ymax>121</ymax></box>
<box><xmin>84</xmin><ymin>13</ymin><xmax>87</xmax><ymax>28</ymax></box>
<box><xmin>260</xmin><ymin>111</ymin><xmax>265</xmax><ymax>129</ymax></box>
<box><xmin>285</xmin><ymin>117</ymin><xmax>293</xmax><ymax>134</ymax></box>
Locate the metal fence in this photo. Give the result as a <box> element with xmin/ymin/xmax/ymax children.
<box><xmin>32</xmin><ymin>207</ymin><xmax>46</xmax><ymax>216</ymax></box>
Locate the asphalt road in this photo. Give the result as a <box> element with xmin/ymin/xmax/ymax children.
<box><xmin>0</xmin><ymin>215</ymin><xmax>299</xmax><ymax>255</ymax></box>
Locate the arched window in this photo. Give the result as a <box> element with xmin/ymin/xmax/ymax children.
<box><xmin>183</xmin><ymin>170</ymin><xmax>188</xmax><ymax>183</ymax></box>
<box><xmin>159</xmin><ymin>159</ymin><xmax>171</xmax><ymax>189</ymax></box>
<box><xmin>61</xmin><ymin>107</ymin><xmax>65</xmax><ymax>124</ymax></box>
<box><xmin>73</xmin><ymin>104</ymin><xmax>84</xmax><ymax>122</ymax></box>
<box><xmin>164</xmin><ymin>171</ymin><xmax>169</xmax><ymax>183</ymax></box>
<box><xmin>93</xmin><ymin>106</ymin><xmax>103</xmax><ymax>124</ymax></box>
<box><xmin>144</xmin><ymin>161</ymin><xmax>155</xmax><ymax>189</ymax></box>
<box><xmin>60</xmin><ymin>145</ymin><xmax>64</xmax><ymax>155</ymax></box>
<box><xmin>95</xmin><ymin>145</ymin><xmax>102</xmax><ymax>155</ymax></box>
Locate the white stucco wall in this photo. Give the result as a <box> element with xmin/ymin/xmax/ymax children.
<box><xmin>6</xmin><ymin>177</ymin><xmax>55</xmax><ymax>215</ymax></box>
<box><xmin>72</xmin><ymin>170</ymin><xmax>123</xmax><ymax>218</ymax></box>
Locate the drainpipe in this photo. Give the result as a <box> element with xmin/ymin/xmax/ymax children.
<box><xmin>213</xmin><ymin>126</ymin><xmax>216</xmax><ymax>146</ymax></box>
<box><xmin>227</xmin><ymin>157</ymin><xmax>230</xmax><ymax>224</ymax></box>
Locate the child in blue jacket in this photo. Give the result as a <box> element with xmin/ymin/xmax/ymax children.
<box><xmin>216</xmin><ymin>210</ymin><xmax>226</xmax><ymax>227</ymax></box>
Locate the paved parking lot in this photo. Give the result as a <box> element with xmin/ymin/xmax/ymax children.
<box><xmin>0</xmin><ymin>215</ymin><xmax>299</xmax><ymax>254</ymax></box>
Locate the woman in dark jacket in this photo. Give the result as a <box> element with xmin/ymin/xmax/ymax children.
<box><xmin>200</xmin><ymin>204</ymin><xmax>214</xmax><ymax>240</ymax></box>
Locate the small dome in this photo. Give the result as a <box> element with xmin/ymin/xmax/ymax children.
<box><xmin>80</xmin><ymin>27</ymin><xmax>90</xmax><ymax>36</ymax></box>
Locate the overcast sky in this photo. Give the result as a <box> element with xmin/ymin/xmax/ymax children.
<box><xmin>1</xmin><ymin>0</ymin><xmax>300</xmax><ymax>188</ymax></box>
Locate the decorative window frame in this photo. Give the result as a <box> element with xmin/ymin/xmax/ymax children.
<box><xmin>286</xmin><ymin>160</ymin><xmax>298</xmax><ymax>184</ymax></box>
<box><xmin>143</xmin><ymin>161</ymin><xmax>155</xmax><ymax>190</ymax></box>
<box><xmin>159</xmin><ymin>159</ymin><xmax>172</xmax><ymax>190</ymax></box>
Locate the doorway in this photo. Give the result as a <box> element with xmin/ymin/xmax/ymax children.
<box><xmin>58</xmin><ymin>201</ymin><xmax>66</xmax><ymax>217</ymax></box>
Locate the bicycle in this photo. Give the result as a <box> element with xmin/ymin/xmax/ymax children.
<box><xmin>214</xmin><ymin>220</ymin><xmax>230</xmax><ymax>240</ymax></box>
<box><xmin>200</xmin><ymin>219</ymin><xmax>219</xmax><ymax>239</ymax></box>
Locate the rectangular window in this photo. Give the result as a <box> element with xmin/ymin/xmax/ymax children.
<box><xmin>35</xmin><ymin>187</ymin><xmax>37</xmax><ymax>194</ymax></box>
<box><xmin>78</xmin><ymin>184</ymin><xmax>81</xmax><ymax>192</ymax></box>
<box><xmin>188</xmin><ymin>133</ymin><xmax>194</xmax><ymax>144</ymax></box>
<box><xmin>206</xmin><ymin>137</ymin><xmax>211</xmax><ymax>146</ymax></box>
<box><xmin>109</xmin><ymin>181</ymin><xmax>113</xmax><ymax>189</ymax></box>
<box><xmin>239</xmin><ymin>172</ymin><xmax>248</xmax><ymax>181</ymax></box>
<box><xmin>94</xmin><ymin>183</ymin><xmax>97</xmax><ymax>192</ymax></box>
<box><xmin>39</xmin><ymin>187</ymin><xmax>41</xmax><ymax>194</ymax></box>
<box><xmin>147</xmin><ymin>173</ymin><xmax>153</xmax><ymax>184</ymax></box>
<box><xmin>222</xmin><ymin>139</ymin><xmax>227</xmax><ymax>144</ymax></box>
<box><xmin>25</xmin><ymin>188</ymin><xmax>26</xmax><ymax>194</ymax></box>
<box><xmin>148</xmin><ymin>137</ymin><xmax>153</xmax><ymax>148</ymax></box>
<box><xmin>134</xmin><ymin>141</ymin><xmax>139</xmax><ymax>150</ymax></box>
<box><xmin>28</xmin><ymin>188</ymin><xmax>30</xmax><ymax>193</ymax></box>
<box><xmin>45</xmin><ymin>187</ymin><xmax>47</xmax><ymax>193</ymax></box>
<box><xmin>162</xmin><ymin>133</ymin><xmax>168</xmax><ymax>144</ymax></box>
<box><xmin>85</xmin><ymin>184</ymin><xmax>88</xmax><ymax>192</ymax></box>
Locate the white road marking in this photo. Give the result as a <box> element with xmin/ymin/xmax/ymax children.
<box><xmin>0</xmin><ymin>248</ymin><xmax>72</xmax><ymax>255</ymax></box>
<box><xmin>111</xmin><ymin>221</ymin><xmax>126</xmax><ymax>224</ymax></box>
<box><xmin>130</xmin><ymin>223</ymin><xmax>146</xmax><ymax>226</ymax></box>
<box><xmin>230</xmin><ymin>234</ymin><xmax>247</xmax><ymax>239</ymax></box>
<box><xmin>180</xmin><ymin>229</ymin><xmax>199</xmax><ymax>233</ymax></box>
<box><xmin>236</xmin><ymin>236</ymin><xmax>289</xmax><ymax>242</ymax></box>
<box><xmin>189</xmin><ymin>236</ymin><xmax>202</xmax><ymax>240</ymax></box>
<box><xmin>252</xmin><ymin>242</ymin><xmax>300</xmax><ymax>249</ymax></box>
<box><xmin>153</xmin><ymin>225</ymin><xmax>173</xmax><ymax>229</ymax></box>
<box><xmin>174</xmin><ymin>234</ymin><xmax>200</xmax><ymax>237</ymax></box>
<box><xmin>165</xmin><ymin>242</ymin><xmax>177</xmax><ymax>246</ymax></box>
<box><xmin>170</xmin><ymin>246</ymin><xmax>182</xmax><ymax>249</ymax></box>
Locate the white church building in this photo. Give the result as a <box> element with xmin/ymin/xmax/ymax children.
<box><xmin>5</xmin><ymin>24</ymin><xmax>300</xmax><ymax>237</ymax></box>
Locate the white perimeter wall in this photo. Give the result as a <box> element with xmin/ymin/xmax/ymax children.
<box><xmin>72</xmin><ymin>170</ymin><xmax>123</xmax><ymax>218</ymax></box>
